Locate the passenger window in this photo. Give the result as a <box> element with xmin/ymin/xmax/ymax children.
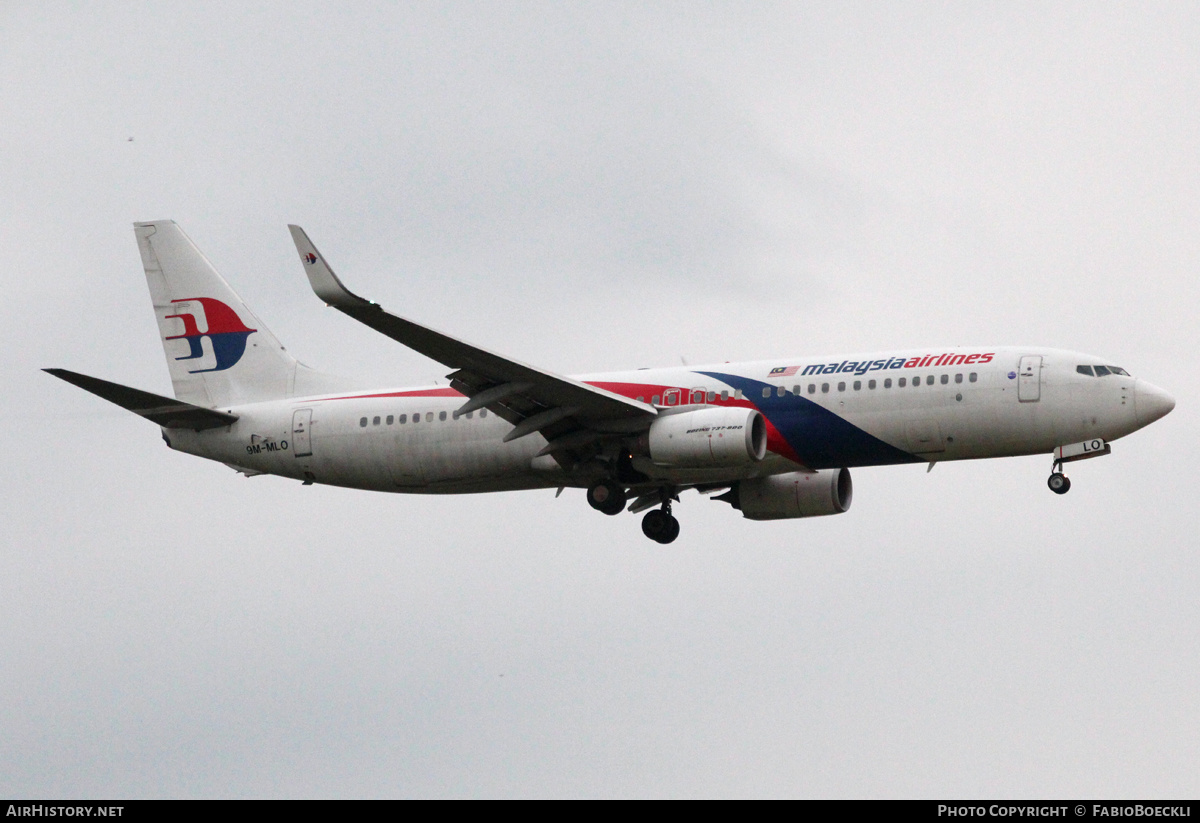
<box><xmin>926</xmin><ymin>375</ymin><xmax>935</xmax><ymax>386</ymax></box>
<box><xmin>386</xmin><ymin>415</ymin><xmax>394</xmax><ymax>425</ymax></box>
<box><xmin>1094</xmin><ymin>365</ymin><xmax>1111</xmax><ymax>377</ymax></box>
<box><xmin>426</xmin><ymin>412</ymin><xmax>433</xmax><ymax>422</ymax></box>
<box><xmin>652</xmin><ymin>394</ymin><xmax>661</xmax><ymax>405</ymax></box>
<box><xmin>373</xmin><ymin>416</ymin><xmax>381</xmax><ymax>426</ymax></box>
<box><xmin>763</xmin><ymin>387</ymin><xmax>772</xmax><ymax>399</ymax></box>
<box><xmin>1076</xmin><ymin>365</ymin><xmax>1094</xmax><ymax>376</ymax></box>
<box><xmin>439</xmin><ymin>411</ymin><xmax>447</xmax><ymax>421</ymax></box>
<box><xmin>637</xmin><ymin>396</ymin><xmax>645</xmax><ymax>403</ymax></box>
<box><xmin>776</xmin><ymin>386</ymin><xmax>786</xmax><ymax>397</ymax></box>
<box><xmin>969</xmin><ymin>373</ymin><xmax>977</xmax><ymax>383</ymax></box>
<box><xmin>480</xmin><ymin>409</ymin><xmax>488</xmax><ymax>418</ymax></box>
<box><xmin>899</xmin><ymin>377</ymin><xmax>906</xmax><ymax>387</ymax></box>
<box><xmin>412</xmin><ymin>414</ymin><xmax>419</xmax><ymax>424</ymax></box>
<box><xmin>838</xmin><ymin>382</ymin><xmax>846</xmax><ymax>392</ymax></box>
<box><xmin>792</xmin><ymin>385</ymin><xmax>800</xmax><ymax>395</ymax></box>
<box><xmin>853</xmin><ymin>380</ymin><xmax>861</xmax><ymax>391</ymax></box>
<box><xmin>868</xmin><ymin>379</ymin><xmax>876</xmax><ymax>389</ymax></box>
<box><xmin>466</xmin><ymin>411</ymin><xmax>473</xmax><ymax>419</ymax></box>
<box><xmin>808</xmin><ymin>384</ymin><xmax>816</xmax><ymax>394</ymax></box>
<box><xmin>707</xmin><ymin>391</ymin><xmax>716</xmax><ymax>403</ymax></box>
<box><xmin>884</xmin><ymin>378</ymin><xmax>892</xmax><ymax>388</ymax></box>
<box><xmin>940</xmin><ymin>374</ymin><xmax>948</xmax><ymax>385</ymax></box>
<box><xmin>721</xmin><ymin>390</ymin><xmax>729</xmax><ymax>401</ymax></box>
<box><xmin>955</xmin><ymin>373</ymin><xmax>963</xmax><ymax>384</ymax></box>
<box><xmin>359</xmin><ymin>417</ymin><xmax>367</xmax><ymax>427</ymax></box>
<box><xmin>821</xmin><ymin>383</ymin><xmax>830</xmax><ymax>393</ymax></box>
<box><xmin>400</xmin><ymin>414</ymin><xmax>407</xmax><ymax>423</ymax></box>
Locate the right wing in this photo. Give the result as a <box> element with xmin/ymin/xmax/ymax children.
<box><xmin>287</xmin><ymin>225</ymin><xmax>657</xmax><ymax>462</ymax></box>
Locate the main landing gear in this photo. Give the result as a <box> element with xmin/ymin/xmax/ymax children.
<box><xmin>1047</xmin><ymin>458</ymin><xmax>1071</xmax><ymax>495</ymax></box>
<box><xmin>641</xmin><ymin>501</ymin><xmax>680</xmax><ymax>545</ymax></box>
<box><xmin>586</xmin><ymin>480</ymin><xmax>627</xmax><ymax>516</ymax></box>
<box><xmin>587</xmin><ymin>481</ymin><xmax>680</xmax><ymax>543</ymax></box>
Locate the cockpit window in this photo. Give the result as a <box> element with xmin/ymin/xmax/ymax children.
<box><xmin>1078</xmin><ymin>364</ymin><xmax>1131</xmax><ymax>377</ymax></box>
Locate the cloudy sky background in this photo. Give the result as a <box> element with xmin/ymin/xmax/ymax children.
<box><xmin>2</xmin><ymin>1</ymin><xmax>1197</xmax><ymax>797</ymax></box>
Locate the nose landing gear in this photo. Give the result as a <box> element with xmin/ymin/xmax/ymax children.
<box><xmin>1047</xmin><ymin>457</ymin><xmax>1071</xmax><ymax>495</ymax></box>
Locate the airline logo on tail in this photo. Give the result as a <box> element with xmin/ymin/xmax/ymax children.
<box><xmin>165</xmin><ymin>298</ymin><xmax>257</xmax><ymax>373</ymax></box>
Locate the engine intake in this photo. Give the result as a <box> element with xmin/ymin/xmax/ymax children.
<box><xmin>643</xmin><ymin>406</ymin><xmax>767</xmax><ymax>468</ymax></box>
<box><xmin>718</xmin><ymin>468</ymin><xmax>852</xmax><ymax>520</ymax></box>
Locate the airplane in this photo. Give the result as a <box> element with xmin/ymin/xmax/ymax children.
<box><xmin>46</xmin><ymin>221</ymin><xmax>1176</xmax><ymax>544</ymax></box>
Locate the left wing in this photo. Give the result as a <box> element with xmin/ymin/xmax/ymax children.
<box><xmin>44</xmin><ymin>369</ymin><xmax>239</xmax><ymax>430</ymax></box>
<box><xmin>287</xmin><ymin>226</ymin><xmax>656</xmax><ymax>461</ymax></box>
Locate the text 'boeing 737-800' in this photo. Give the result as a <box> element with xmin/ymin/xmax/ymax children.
<box><xmin>46</xmin><ymin>221</ymin><xmax>1176</xmax><ymax>543</ymax></box>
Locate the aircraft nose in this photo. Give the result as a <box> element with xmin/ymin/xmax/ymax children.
<box><xmin>1134</xmin><ymin>379</ymin><xmax>1176</xmax><ymax>427</ymax></box>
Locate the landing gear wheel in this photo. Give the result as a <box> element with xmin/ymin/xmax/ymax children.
<box><xmin>587</xmin><ymin>481</ymin><xmax>627</xmax><ymax>515</ymax></box>
<box><xmin>1047</xmin><ymin>472</ymin><xmax>1071</xmax><ymax>495</ymax></box>
<box><xmin>660</xmin><ymin>515</ymin><xmax>680</xmax><ymax>544</ymax></box>
<box><xmin>642</xmin><ymin>509</ymin><xmax>668</xmax><ymax>541</ymax></box>
<box><xmin>641</xmin><ymin>510</ymin><xmax>680</xmax><ymax>544</ymax></box>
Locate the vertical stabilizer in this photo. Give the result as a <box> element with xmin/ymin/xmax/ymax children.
<box><xmin>136</xmin><ymin>221</ymin><xmax>296</xmax><ymax>406</ymax></box>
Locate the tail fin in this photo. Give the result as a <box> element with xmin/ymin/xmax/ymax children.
<box><xmin>136</xmin><ymin>221</ymin><xmax>298</xmax><ymax>406</ymax></box>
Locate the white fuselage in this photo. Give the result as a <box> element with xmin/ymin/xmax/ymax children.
<box><xmin>164</xmin><ymin>346</ymin><xmax>1167</xmax><ymax>494</ymax></box>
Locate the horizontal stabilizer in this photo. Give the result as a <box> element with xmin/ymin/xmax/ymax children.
<box><xmin>44</xmin><ymin>369</ymin><xmax>238</xmax><ymax>430</ymax></box>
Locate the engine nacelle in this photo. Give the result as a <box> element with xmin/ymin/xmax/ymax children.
<box><xmin>643</xmin><ymin>406</ymin><xmax>767</xmax><ymax>468</ymax></box>
<box><xmin>720</xmin><ymin>469</ymin><xmax>852</xmax><ymax>520</ymax></box>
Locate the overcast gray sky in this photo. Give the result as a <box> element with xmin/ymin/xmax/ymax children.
<box><xmin>2</xmin><ymin>1</ymin><xmax>1197</xmax><ymax>798</ymax></box>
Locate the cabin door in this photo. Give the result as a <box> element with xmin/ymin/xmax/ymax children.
<box><xmin>1018</xmin><ymin>355</ymin><xmax>1042</xmax><ymax>402</ymax></box>
<box><xmin>292</xmin><ymin>409</ymin><xmax>313</xmax><ymax>457</ymax></box>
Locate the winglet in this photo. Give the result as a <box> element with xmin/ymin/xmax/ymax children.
<box><xmin>287</xmin><ymin>225</ymin><xmax>373</xmax><ymax>309</ymax></box>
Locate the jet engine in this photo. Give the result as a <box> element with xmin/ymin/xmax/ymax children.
<box><xmin>641</xmin><ymin>407</ymin><xmax>767</xmax><ymax>468</ymax></box>
<box><xmin>717</xmin><ymin>468</ymin><xmax>852</xmax><ymax>520</ymax></box>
